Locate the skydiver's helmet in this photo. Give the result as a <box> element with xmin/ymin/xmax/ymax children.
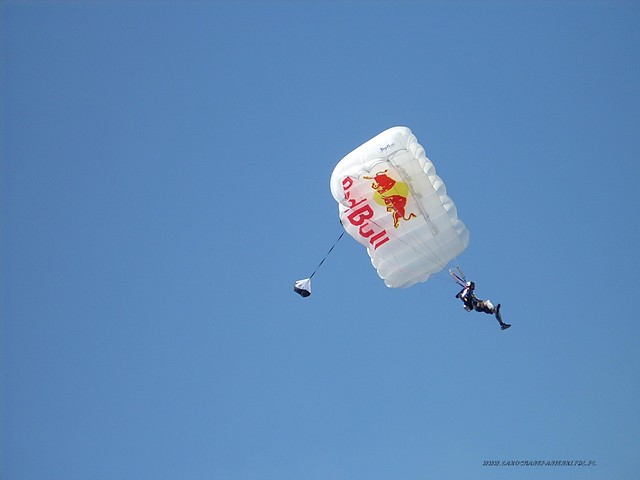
<box><xmin>466</xmin><ymin>281</ymin><xmax>475</xmax><ymax>290</ymax></box>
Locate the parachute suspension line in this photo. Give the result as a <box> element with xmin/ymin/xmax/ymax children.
<box><xmin>309</xmin><ymin>231</ymin><xmax>345</xmax><ymax>279</ymax></box>
<box><xmin>449</xmin><ymin>265</ymin><xmax>467</xmax><ymax>287</ymax></box>
<box><xmin>454</xmin><ymin>266</ymin><xmax>467</xmax><ymax>282</ymax></box>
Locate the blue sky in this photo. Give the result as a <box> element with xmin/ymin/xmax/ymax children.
<box><xmin>2</xmin><ymin>1</ymin><xmax>639</xmax><ymax>479</ymax></box>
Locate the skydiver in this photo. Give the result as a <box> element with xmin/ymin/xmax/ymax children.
<box><xmin>455</xmin><ymin>281</ymin><xmax>511</xmax><ymax>330</ymax></box>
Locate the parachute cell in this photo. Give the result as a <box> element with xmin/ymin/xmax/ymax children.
<box><xmin>330</xmin><ymin>126</ymin><xmax>469</xmax><ymax>288</ymax></box>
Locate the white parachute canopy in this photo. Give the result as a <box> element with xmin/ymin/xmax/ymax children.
<box><xmin>330</xmin><ymin>126</ymin><xmax>469</xmax><ymax>288</ymax></box>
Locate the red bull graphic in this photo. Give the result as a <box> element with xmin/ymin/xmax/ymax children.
<box><xmin>363</xmin><ymin>170</ymin><xmax>417</xmax><ymax>228</ymax></box>
<box><xmin>340</xmin><ymin>170</ymin><xmax>416</xmax><ymax>250</ymax></box>
<box><xmin>341</xmin><ymin>176</ymin><xmax>390</xmax><ymax>250</ymax></box>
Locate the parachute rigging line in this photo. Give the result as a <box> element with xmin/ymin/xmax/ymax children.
<box><xmin>310</xmin><ymin>231</ymin><xmax>345</xmax><ymax>279</ymax></box>
<box><xmin>294</xmin><ymin>231</ymin><xmax>345</xmax><ymax>298</ymax></box>
<box><xmin>449</xmin><ymin>266</ymin><xmax>467</xmax><ymax>287</ymax></box>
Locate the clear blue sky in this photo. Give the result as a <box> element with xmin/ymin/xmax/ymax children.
<box><xmin>3</xmin><ymin>1</ymin><xmax>639</xmax><ymax>479</ymax></box>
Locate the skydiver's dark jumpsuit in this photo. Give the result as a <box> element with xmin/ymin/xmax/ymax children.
<box><xmin>456</xmin><ymin>286</ymin><xmax>476</xmax><ymax>311</ymax></box>
<box><xmin>456</xmin><ymin>283</ymin><xmax>510</xmax><ymax>330</ymax></box>
<box><xmin>456</xmin><ymin>286</ymin><xmax>497</xmax><ymax>315</ymax></box>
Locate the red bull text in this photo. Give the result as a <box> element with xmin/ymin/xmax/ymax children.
<box><xmin>341</xmin><ymin>176</ymin><xmax>390</xmax><ymax>250</ymax></box>
<box><xmin>341</xmin><ymin>171</ymin><xmax>417</xmax><ymax>250</ymax></box>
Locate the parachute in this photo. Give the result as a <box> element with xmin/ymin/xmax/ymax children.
<box><xmin>329</xmin><ymin>126</ymin><xmax>469</xmax><ymax>288</ymax></box>
<box><xmin>294</xmin><ymin>278</ymin><xmax>312</xmax><ymax>297</ymax></box>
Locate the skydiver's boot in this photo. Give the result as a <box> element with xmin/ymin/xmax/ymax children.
<box><xmin>495</xmin><ymin>304</ymin><xmax>511</xmax><ymax>330</ymax></box>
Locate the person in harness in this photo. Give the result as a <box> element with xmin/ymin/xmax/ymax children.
<box><xmin>455</xmin><ymin>281</ymin><xmax>511</xmax><ymax>330</ymax></box>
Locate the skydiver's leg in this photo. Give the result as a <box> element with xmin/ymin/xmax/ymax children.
<box><xmin>475</xmin><ymin>300</ymin><xmax>494</xmax><ymax>314</ymax></box>
<box><xmin>484</xmin><ymin>300</ymin><xmax>495</xmax><ymax>313</ymax></box>
<box><xmin>494</xmin><ymin>303</ymin><xmax>511</xmax><ymax>330</ymax></box>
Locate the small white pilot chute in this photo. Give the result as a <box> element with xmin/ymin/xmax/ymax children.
<box><xmin>294</xmin><ymin>278</ymin><xmax>312</xmax><ymax>297</ymax></box>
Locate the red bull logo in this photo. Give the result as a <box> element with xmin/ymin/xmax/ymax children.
<box><xmin>363</xmin><ymin>170</ymin><xmax>416</xmax><ymax>228</ymax></box>
<box><xmin>341</xmin><ymin>176</ymin><xmax>390</xmax><ymax>250</ymax></box>
<box><xmin>340</xmin><ymin>170</ymin><xmax>416</xmax><ymax>250</ymax></box>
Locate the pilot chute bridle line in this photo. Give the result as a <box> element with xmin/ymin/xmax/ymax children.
<box><xmin>309</xmin><ymin>231</ymin><xmax>345</xmax><ymax>280</ymax></box>
<box><xmin>293</xmin><ymin>231</ymin><xmax>345</xmax><ymax>298</ymax></box>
